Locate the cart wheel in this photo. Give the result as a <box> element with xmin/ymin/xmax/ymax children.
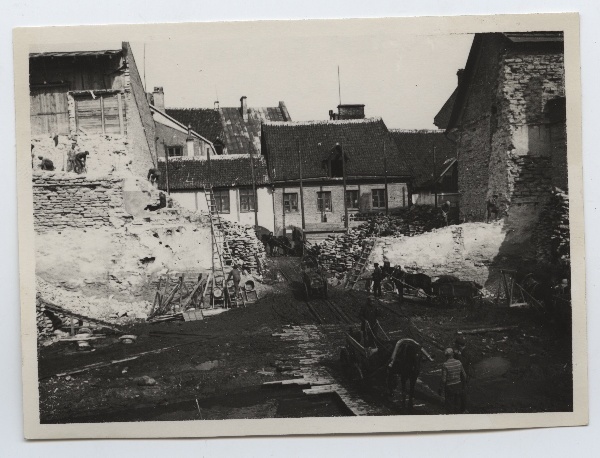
<box><xmin>340</xmin><ymin>348</ymin><xmax>350</xmax><ymax>374</ymax></box>
<box><xmin>304</xmin><ymin>283</ymin><xmax>311</xmax><ymax>301</ymax></box>
<box><xmin>353</xmin><ymin>364</ymin><xmax>366</xmax><ymax>389</ymax></box>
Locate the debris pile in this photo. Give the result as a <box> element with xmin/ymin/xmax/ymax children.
<box><xmin>308</xmin><ymin>228</ymin><xmax>370</xmax><ymax>272</ymax></box>
<box><xmin>221</xmin><ymin>220</ymin><xmax>266</xmax><ymax>274</ymax></box>
<box><xmin>309</xmin><ymin>205</ymin><xmax>446</xmax><ymax>273</ymax></box>
<box><xmin>534</xmin><ymin>188</ymin><xmax>570</xmax><ymax>266</ymax></box>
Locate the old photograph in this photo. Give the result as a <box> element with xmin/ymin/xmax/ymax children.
<box><xmin>15</xmin><ymin>14</ymin><xmax>586</xmax><ymax>438</ymax></box>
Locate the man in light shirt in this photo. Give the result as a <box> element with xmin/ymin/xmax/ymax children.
<box><xmin>438</xmin><ymin>347</ymin><xmax>467</xmax><ymax>414</ymax></box>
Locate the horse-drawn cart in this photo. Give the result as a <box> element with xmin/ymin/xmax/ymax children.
<box><xmin>339</xmin><ymin>322</ymin><xmax>434</xmax><ymax>406</ymax></box>
<box><xmin>301</xmin><ymin>255</ymin><xmax>328</xmax><ymax>300</ymax></box>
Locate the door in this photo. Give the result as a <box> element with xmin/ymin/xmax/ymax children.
<box><xmin>30</xmin><ymin>85</ymin><xmax>69</xmax><ymax>135</ymax></box>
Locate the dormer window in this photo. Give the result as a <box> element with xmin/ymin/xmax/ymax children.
<box><xmin>329</xmin><ymin>157</ymin><xmax>343</xmax><ymax>177</ymax></box>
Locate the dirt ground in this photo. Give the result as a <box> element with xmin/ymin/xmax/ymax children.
<box><xmin>38</xmin><ymin>256</ymin><xmax>573</xmax><ymax>423</ymax></box>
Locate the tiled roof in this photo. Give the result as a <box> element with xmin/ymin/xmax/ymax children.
<box><xmin>220</xmin><ymin>105</ymin><xmax>290</xmax><ymax>155</ymax></box>
<box><xmin>165</xmin><ymin>108</ymin><xmax>223</xmax><ymax>144</ymax></box>
<box><xmin>29</xmin><ymin>50</ymin><xmax>122</xmax><ymax>58</ymax></box>
<box><xmin>157</xmin><ymin>155</ymin><xmax>270</xmax><ymax>190</ymax></box>
<box><xmin>389</xmin><ymin>129</ymin><xmax>456</xmax><ymax>189</ymax></box>
<box><xmin>261</xmin><ymin>118</ymin><xmax>410</xmax><ymax>182</ymax></box>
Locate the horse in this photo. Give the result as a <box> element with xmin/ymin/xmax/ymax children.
<box><xmin>386</xmin><ymin>338</ymin><xmax>427</xmax><ymax>411</ymax></box>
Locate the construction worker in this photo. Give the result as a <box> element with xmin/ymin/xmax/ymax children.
<box><xmin>454</xmin><ymin>336</ymin><xmax>471</xmax><ymax>413</ymax></box>
<box><xmin>438</xmin><ymin>347</ymin><xmax>467</xmax><ymax>414</ymax></box>
<box><xmin>486</xmin><ymin>195</ymin><xmax>500</xmax><ymax>223</ymax></box>
<box><xmin>74</xmin><ymin>151</ymin><xmax>89</xmax><ymax>174</ymax></box>
<box><xmin>227</xmin><ymin>264</ymin><xmax>242</xmax><ymax>306</ymax></box>
<box><xmin>441</xmin><ymin>200</ymin><xmax>451</xmax><ymax>226</ymax></box>
<box><xmin>38</xmin><ymin>156</ymin><xmax>55</xmax><ymax>171</ymax></box>
<box><xmin>147</xmin><ymin>168</ymin><xmax>161</xmax><ymax>186</ymax></box>
<box><xmin>359</xmin><ymin>298</ymin><xmax>379</xmax><ymax>347</ymax></box>
<box><xmin>67</xmin><ymin>141</ymin><xmax>79</xmax><ymax>173</ymax></box>
<box><xmin>372</xmin><ymin>263</ymin><xmax>383</xmax><ymax>297</ymax></box>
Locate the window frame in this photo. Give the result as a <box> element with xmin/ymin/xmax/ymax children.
<box><xmin>372</xmin><ymin>189</ymin><xmax>386</xmax><ymax>209</ymax></box>
<box><xmin>345</xmin><ymin>189</ymin><xmax>359</xmax><ymax>210</ymax></box>
<box><xmin>239</xmin><ymin>188</ymin><xmax>256</xmax><ymax>213</ymax></box>
<box><xmin>167</xmin><ymin>146</ymin><xmax>184</xmax><ymax>157</ymax></box>
<box><xmin>317</xmin><ymin>191</ymin><xmax>333</xmax><ymax>213</ymax></box>
<box><xmin>213</xmin><ymin>189</ymin><xmax>230</xmax><ymax>214</ymax></box>
<box><xmin>283</xmin><ymin>192</ymin><xmax>299</xmax><ymax>213</ymax></box>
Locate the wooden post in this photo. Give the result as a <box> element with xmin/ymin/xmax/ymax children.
<box><xmin>249</xmin><ymin>143</ymin><xmax>259</xmax><ymax>231</ymax></box>
<box><xmin>297</xmin><ymin>138</ymin><xmax>306</xmax><ymax>231</ymax></box>
<box><xmin>340</xmin><ymin>142</ymin><xmax>348</xmax><ymax>232</ymax></box>
<box><xmin>164</xmin><ymin>145</ymin><xmax>170</xmax><ymax>194</ymax></box>
<box><xmin>383</xmin><ymin>140</ymin><xmax>389</xmax><ymax>215</ymax></box>
<box><xmin>433</xmin><ymin>145</ymin><xmax>438</xmax><ymax>208</ymax></box>
<box><xmin>282</xmin><ymin>184</ymin><xmax>286</xmax><ymax>238</ymax></box>
<box><xmin>100</xmin><ymin>96</ymin><xmax>106</xmax><ymax>134</ymax></box>
<box><xmin>117</xmin><ymin>93</ymin><xmax>124</xmax><ymax>135</ymax></box>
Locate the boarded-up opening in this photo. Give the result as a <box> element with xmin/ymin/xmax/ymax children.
<box><xmin>75</xmin><ymin>93</ymin><xmax>124</xmax><ymax>135</ymax></box>
<box><xmin>30</xmin><ymin>85</ymin><xmax>69</xmax><ymax>135</ymax></box>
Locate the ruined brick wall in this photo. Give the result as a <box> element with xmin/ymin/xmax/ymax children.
<box><xmin>457</xmin><ymin>37</ymin><xmax>566</xmax><ymax>223</ymax></box>
<box><xmin>32</xmin><ymin>172</ymin><xmax>129</xmax><ymax>232</ymax></box>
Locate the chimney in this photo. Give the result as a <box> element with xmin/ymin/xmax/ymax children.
<box><xmin>329</xmin><ymin>110</ymin><xmax>334</xmax><ymax>120</ymax></box>
<box><xmin>153</xmin><ymin>87</ymin><xmax>165</xmax><ymax>111</ymax></box>
<box><xmin>457</xmin><ymin>69</ymin><xmax>465</xmax><ymax>86</ymax></box>
<box><xmin>337</xmin><ymin>104</ymin><xmax>365</xmax><ymax>120</ymax></box>
<box><xmin>214</xmin><ymin>100</ymin><xmax>220</xmax><ymax>111</ymax></box>
<box><xmin>240</xmin><ymin>96</ymin><xmax>248</xmax><ymax>121</ymax></box>
<box><xmin>186</xmin><ymin>124</ymin><xmax>195</xmax><ymax>156</ymax></box>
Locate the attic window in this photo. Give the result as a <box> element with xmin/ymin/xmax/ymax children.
<box><xmin>167</xmin><ymin>146</ymin><xmax>183</xmax><ymax>157</ymax></box>
<box><xmin>329</xmin><ymin>158</ymin><xmax>343</xmax><ymax>178</ymax></box>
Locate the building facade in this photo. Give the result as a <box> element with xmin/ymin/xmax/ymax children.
<box><xmin>261</xmin><ymin>117</ymin><xmax>411</xmax><ymax>237</ymax></box>
<box><xmin>438</xmin><ymin>32</ymin><xmax>566</xmax><ymax>223</ymax></box>
<box><xmin>29</xmin><ymin>43</ymin><xmax>157</xmax><ymax>177</ymax></box>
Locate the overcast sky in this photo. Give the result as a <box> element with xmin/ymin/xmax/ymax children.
<box><xmin>129</xmin><ymin>33</ymin><xmax>472</xmax><ymax>129</ymax></box>
<box><xmin>31</xmin><ymin>28</ymin><xmax>473</xmax><ymax>130</ymax></box>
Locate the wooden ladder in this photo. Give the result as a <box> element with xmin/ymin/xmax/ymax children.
<box><xmin>344</xmin><ymin>238</ymin><xmax>375</xmax><ymax>290</ymax></box>
<box><xmin>203</xmin><ymin>185</ymin><xmax>233</xmax><ymax>308</ymax></box>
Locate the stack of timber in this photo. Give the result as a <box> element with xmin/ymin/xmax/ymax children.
<box><xmin>148</xmin><ymin>273</ymin><xmax>205</xmax><ymax>322</ymax></box>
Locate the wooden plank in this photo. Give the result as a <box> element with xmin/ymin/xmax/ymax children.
<box><xmin>117</xmin><ymin>93</ymin><xmax>124</xmax><ymax>135</ymax></box>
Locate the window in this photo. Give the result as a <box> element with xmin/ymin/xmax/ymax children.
<box><xmin>283</xmin><ymin>193</ymin><xmax>298</xmax><ymax>213</ymax></box>
<box><xmin>240</xmin><ymin>188</ymin><xmax>256</xmax><ymax>212</ymax></box>
<box><xmin>75</xmin><ymin>93</ymin><xmax>124</xmax><ymax>135</ymax></box>
<box><xmin>345</xmin><ymin>190</ymin><xmax>359</xmax><ymax>209</ymax></box>
<box><xmin>372</xmin><ymin>189</ymin><xmax>386</xmax><ymax>209</ymax></box>
<box><xmin>213</xmin><ymin>189</ymin><xmax>230</xmax><ymax>214</ymax></box>
<box><xmin>317</xmin><ymin>191</ymin><xmax>332</xmax><ymax>212</ymax></box>
<box><xmin>330</xmin><ymin>158</ymin><xmax>343</xmax><ymax>177</ymax></box>
<box><xmin>167</xmin><ymin>146</ymin><xmax>183</xmax><ymax>157</ymax></box>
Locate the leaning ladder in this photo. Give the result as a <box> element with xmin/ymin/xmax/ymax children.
<box><xmin>203</xmin><ymin>185</ymin><xmax>233</xmax><ymax>307</ymax></box>
<box><xmin>344</xmin><ymin>238</ymin><xmax>376</xmax><ymax>290</ymax></box>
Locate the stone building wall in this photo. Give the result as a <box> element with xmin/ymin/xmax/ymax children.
<box><xmin>32</xmin><ymin>172</ymin><xmax>129</xmax><ymax>232</ymax></box>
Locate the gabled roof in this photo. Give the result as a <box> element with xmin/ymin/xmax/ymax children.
<box><xmin>165</xmin><ymin>108</ymin><xmax>223</xmax><ymax>145</ymax></box>
<box><xmin>434</xmin><ymin>87</ymin><xmax>458</xmax><ymax>130</ymax></box>
<box><xmin>261</xmin><ymin>118</ymin><xmax>409</xmax><ymax>182</ymax></box>
<box><xmin>157</xmin><ymin>155</ymin><xmax>270</xmax><ymax>190</ymax></box>
<box><xmin>166</xmin><ymin>102</ymin><xmax>291</xmax><ymax>155</ymax></box>
<box><xmin>220</xmin><ymin>105</ymin><xmax>290</xmax><ymax>155</ymax></box>
<box><xmin>151</xmin><ymin>106</ymin><xmax>216</xmax><ymax>153</ymax></box>
<box><xmin>389</xmin><ymin>129</ymin><xmax>457</xmax><ymax>189</ymax></box>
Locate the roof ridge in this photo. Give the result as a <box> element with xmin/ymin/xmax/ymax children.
<box><xmin>264</xmin><ymin>117</ymin><xmax>383</xmax><ymax>126</ymax></box>
<box><xmin>389</xmin><ymin>129</ymin><xmax>445</xmax><ymax>134</ymax></box>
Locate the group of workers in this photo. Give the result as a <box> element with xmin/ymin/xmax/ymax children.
<box><xmin>31</xmin><ymin>141</ymin><xmax>90</xmax><ymax>174</ymax></box>
<box><xmin>359</xmin><ymin>296</ymin><xmax>471</xmax><ymax>414</ymax></box>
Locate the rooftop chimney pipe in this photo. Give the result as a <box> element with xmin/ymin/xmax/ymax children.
<box><xmin>240</xmin><ymin>96</ymin><xmax>248</xmax><ymax>121</ymax></box>
<box><xmin>153</xmin><ymin>87</ymin><xmax>165</xmax><ymax>111</ymax></box>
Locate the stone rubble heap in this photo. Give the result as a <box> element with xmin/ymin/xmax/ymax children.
<box><xmin>309</xmin><ymin>205</ymin><xmax>447</xmax><ymax>273</ymax></box>
<box><xmin>534</xmin><ymin>188</ymin><xmax>570</xmax><ymax>265</ymax></box>
<box><xmin>220</xmin><ymin>220</ymin><xmax>266</xmax><ymax>274</ymax></box>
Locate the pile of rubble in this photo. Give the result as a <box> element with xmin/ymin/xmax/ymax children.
<box><xmin>308</xmin><ymin>227</ymin><xmax>370</xmax><ymax>272</ymax></box>
<box><xmin>36</xmin><ymin>277</ymin><xmax>151</xmax><ymax>322</ymax></box>
<box><xmin>309</xmin><ymin>205</ymin><xmax>447</xmax><ymax>273</ymax></box>
<box><xmin>534</xmin><ymin>188</ymin><xmax>570</xmax><ymax>265</ymax></box>
<box><xmin>221</xmin><ymin>220</ymin><xmax>267</xmax><ymax>274</ymax></box>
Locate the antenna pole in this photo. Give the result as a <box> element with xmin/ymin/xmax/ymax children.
<box><xmin>337</xmin><ymin>65</ymin><xmax>342</xmax><ymax>106</ymax></box>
